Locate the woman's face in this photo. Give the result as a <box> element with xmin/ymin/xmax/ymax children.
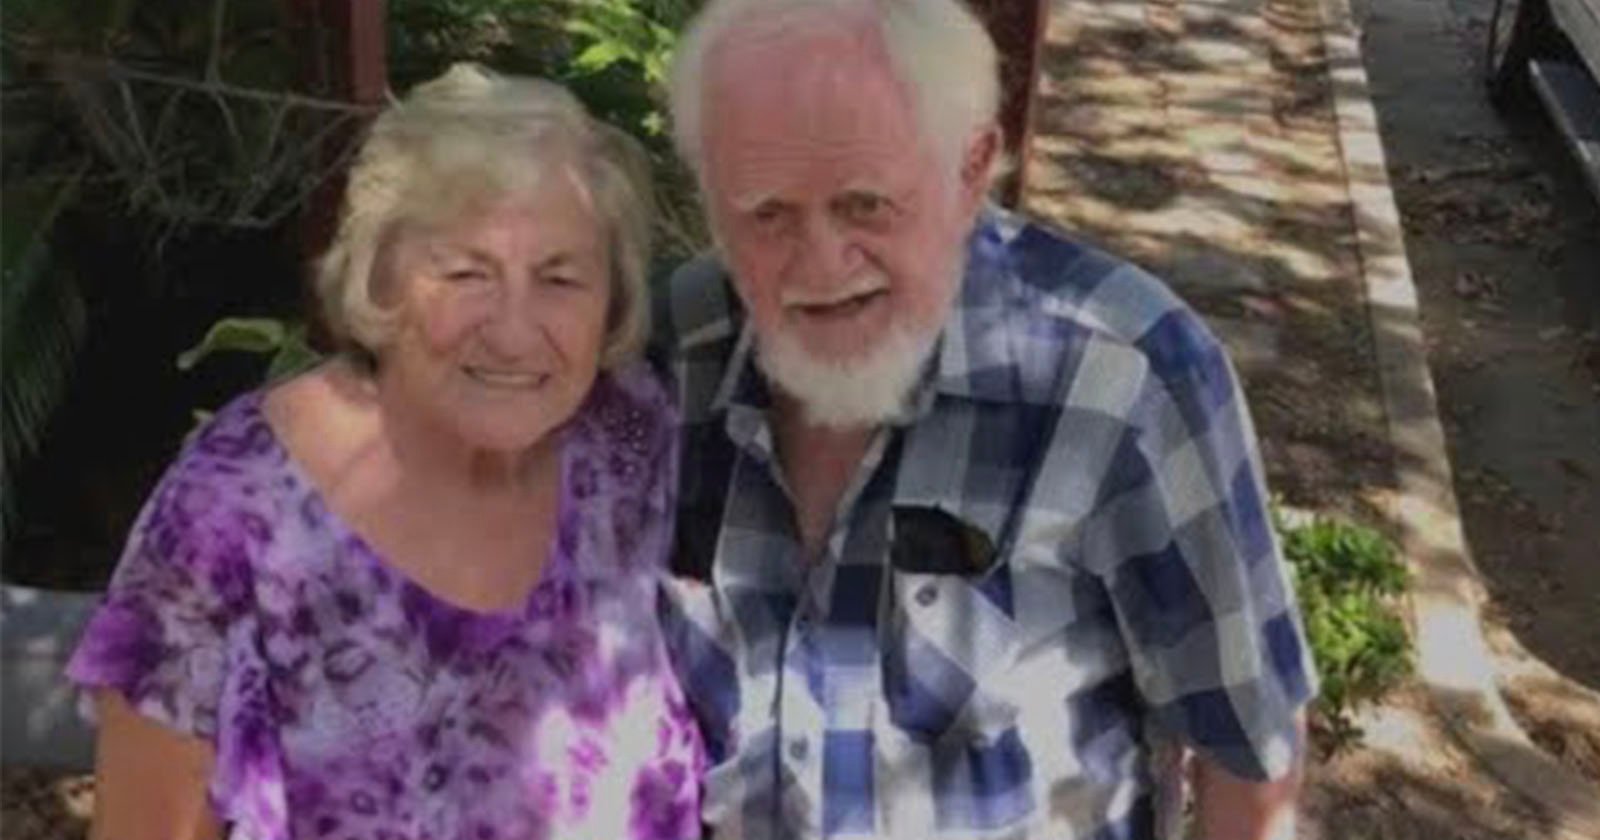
<box><xmin>375</xmin><ymin>171</ymin><xmax>612</xmax><ymax>455</ymax></box>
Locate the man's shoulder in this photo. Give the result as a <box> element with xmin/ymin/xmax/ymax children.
<box><xmin>647</xmin><ymin>254</ymin><xmax>746</xmax><ymax>422</ymax></box>
<box><xmin>987</xmin><ymin>211</ymin><xmax>1229</xmax><ymax>383</ymax></box>
<box><xmin>986</xmin><ymin>212</ymin><xmax>1180</xmax><ymax>342</ymax></box>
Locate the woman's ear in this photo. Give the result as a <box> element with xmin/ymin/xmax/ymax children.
<box><xmin>957</xmin><ymin>124</ymin><xmax>1002</xmax><ymax>215</ymax></box>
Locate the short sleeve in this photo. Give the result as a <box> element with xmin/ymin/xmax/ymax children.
<box><xmin>1094</xmin><ymin>307</ymin><xmax>1318</xmax><ymax>782</ymax></box>
<box><xmin>66</xmin><ymin>424</ymin><xmax>268</xmax><ymax>740</ymax></box>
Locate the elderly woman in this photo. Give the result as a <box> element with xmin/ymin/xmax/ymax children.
<box><xmin>66</xmin><ymin>64</ymin><xmax>702</xmax><ymax>840</ymax></box>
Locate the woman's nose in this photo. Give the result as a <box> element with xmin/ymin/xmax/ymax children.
<box><xmin>478</xmin><ymin>285</ymin><xmax>546</xmax><ymax>358</ymax></box>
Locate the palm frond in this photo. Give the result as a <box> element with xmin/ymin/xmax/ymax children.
<box><xmin>1</xmin><ymin>167</ymin><xmax>89</xmax><ymax>538</ymax></box>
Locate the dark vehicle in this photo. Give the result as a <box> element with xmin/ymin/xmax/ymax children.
<box><xmin>1489</xmin><ymin>0</ymin><xmax>1600</xmax><ymax>200</ymax></box>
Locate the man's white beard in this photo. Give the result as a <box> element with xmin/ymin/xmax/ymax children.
<box><xmin>755</xmin><ymin>320</ymin><xmax>940</xmax><ymax>428</ymax></box>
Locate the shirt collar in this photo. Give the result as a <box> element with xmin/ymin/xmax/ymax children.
<box><xmin>925</xmin><ymin>205</ymin><xmax>1026</xmax><ymax>405</ymax></box>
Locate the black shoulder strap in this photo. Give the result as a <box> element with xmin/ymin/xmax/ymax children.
<box><xmin>669</xmin><ymin>420</ymin><xmax>737</xmax><ymax>584</ymax></box>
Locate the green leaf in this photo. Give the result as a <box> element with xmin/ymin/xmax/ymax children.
<box><xmin>176</xmin><ymin>317</ymin><xmax>287</xmax><ymax>370</ymax></box>
<box><xmin>563</xmin><ymin>19</ymin><xmax>607</xmax><ymax>41</ymax></box>
<box><xmin>1275</xmin><ymin>508</ymin><xmax>1412</xmax><ymax>751</ymax></box>
<box><xmin>262</xmin><ymin>323</ymin><xmax>323</xmax><ymax>381</ymax></box>
<box><xmin>1</xmin><ymin>168</ymin><xmax>89</xmax><ymax>542</ymax></box>
<box><xmin>572</xmin><ymin>40</ymin><xmax>630</xmax><ymax>74</ymax></box>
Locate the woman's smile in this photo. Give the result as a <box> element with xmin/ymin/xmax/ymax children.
<box><xmin>462</xmin><ymin>366</ymin><xmax>550</xmax><ymax>390</ymax></box>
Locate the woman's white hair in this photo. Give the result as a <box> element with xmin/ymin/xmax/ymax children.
<box><xmin>317</xmin><ymin>63</ymin><xmax>656</xmax><ymax>368</ymax></box>
<box><xmin>668</xmin><ymin>0</ymin><xmax>1001</xmax><ymax>182</ymax></box>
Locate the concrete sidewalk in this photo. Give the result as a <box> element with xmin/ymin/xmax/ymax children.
<box><xmin>1017</xmin><ymin>0</ymin><xmax>1600</xmax><ymax>835</ymax></box>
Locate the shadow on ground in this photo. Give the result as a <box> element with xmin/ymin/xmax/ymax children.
<box><xmin>1028</xmin><ymin>0</ymin><xmax>1599</xmax><ymax>691</ymax></box>
<box><xmin>1024</xmin><ymin>0</ymin><xmax>1600</xmax><ymax>830</ymax></box>
<box><xmin>1027</xmin><ymin>0</ymin><xmax>1400</xmax><ymax>527</ymax></box>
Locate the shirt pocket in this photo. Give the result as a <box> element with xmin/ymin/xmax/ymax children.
<box><xmin>881</xmin><ymin>566</ymin><xmax>1020</xmax><ymax>745</ymax></box>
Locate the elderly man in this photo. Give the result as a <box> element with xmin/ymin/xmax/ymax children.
<box><xmin>653</xmin><ymin>1</ymin><xmax>1317</xmax><ymax>838</ymax></box>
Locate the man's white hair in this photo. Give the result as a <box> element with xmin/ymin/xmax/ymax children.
<box><xmin>668</xmin><ymin>0</ymin><xmax>1002</xmax><ymax>181</ymax></box>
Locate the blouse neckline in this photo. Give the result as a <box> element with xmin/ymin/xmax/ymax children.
<box><xmin>236</xmin><ymin>388</ymin><xmax>579</xmax><ymax>624</ymax></box>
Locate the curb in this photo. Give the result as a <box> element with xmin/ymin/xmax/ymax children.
<box><xmin>1316</xmin><ymin>0</ymin><xmax>1600</xmax><ymax>833</ymax></box>
<box><xmin>1</xmin><ymin>584</ymin><xmax>99</xmax><ymax>770</ymax></box>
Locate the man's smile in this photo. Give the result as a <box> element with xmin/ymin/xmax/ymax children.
<box><xmin>783</xmin><ymin>273</ymin><xmax>891</xmax><ymax>321</ymax></box>
<box><xmin>790</xmin><ymin>287</ymin><xmax>889</xmax><ymax>319</ymax></box>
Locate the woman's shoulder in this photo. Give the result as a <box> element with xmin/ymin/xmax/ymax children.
<box><xmin>165</xmin><ymin>387</ymin><xmax>287</xmax><ymax>496</ymax></box>
<box><xmin>150</xmin><ymin>365</ymin><xmax>362</xmax><ymax>553</ymax></box>
<box><xmin>121</xmin><ymin>367</ymin><xmax>373</xmax><ymax>606</ymax></box>
<box><xmin>598</xmin><ymin>360</ymin><xmax>675</xmax><ymax>412</ymax></box>
<box><xmin>576</xmin><ymin>361</ymin><xmax>677</xmax><ymax>447</ymax></box>
<box><xmin>259</xmin><ymin>359</ymin><xmax>380</xmax><ymax>479</ymax></box>
<box><xmin>559</xmin><ymin>362</ymin><xmax>679</xmax><ymax>576</ymax></box>
<box><xmin>567</xmin><ymin>362</ymin><xmax>678</xmax><ymax>491</ymax></box>
<box><xmin>107</xmin><ymin>387</ymin><xmax>290</xmax><ymax>614</ymax></box>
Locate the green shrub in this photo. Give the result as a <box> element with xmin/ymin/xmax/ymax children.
<box><xmin>181</xmin><ymin>0</ymin><xmax>710</xmax><ymax>402</ymax></box>
<box><xmin>1279</xmin><ymin>513</ymin><xmax>1412</xmax><ymax>748</ymax></box>
<box><xmin>387</xmin><ymin>0</ymin><xmax>709</xmax><ymax>264</ymax></box>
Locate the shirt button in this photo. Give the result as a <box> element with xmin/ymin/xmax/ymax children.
<box><xmin>788</xmin><ymin>738</ymin><xmax>810</xmax><ymax>762</ymax></box>
<box><xmin>915</xmin><ymin>584</ymin><xmax>938</xmax><ymax>607</ymax></box>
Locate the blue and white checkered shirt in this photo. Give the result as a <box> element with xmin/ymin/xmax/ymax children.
<box><xmin>653</xmin><ymin>207</ymin><xmax>1317</xmax><ymax>840</ymax></box>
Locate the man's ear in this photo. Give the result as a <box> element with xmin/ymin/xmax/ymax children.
<box><xmin>956</xmin><ymin>124</ymin><xmax>1002</xmax><ymax>214</ymax></box>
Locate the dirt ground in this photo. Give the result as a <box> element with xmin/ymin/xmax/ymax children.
<box><xmin>1</xmin><ymin>769</ymin><xmax>92</xmax><ymax>840</ymax></box>
<box><xmin>1029</xmin><ymin>0</ymin><xmax>1599</xmax><ymax>835</ymax></box>
<box><xmin>1351</xmin><ymin>0</ymin><xmax>1600</xmax><ymax>789</ymax></box>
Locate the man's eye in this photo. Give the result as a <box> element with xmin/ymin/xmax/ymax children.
<box><xmin>544</xmin><ymin>274</ymin><xmax>582</xmax><ymax>288</ymax></box>
<box><xmin>443</xmin><ymin>268</ymin><xmax>487</xmax><ymax>283</ymax></box>
<box><xmin>750</xmin><ymin>203</ymin><xmax>787</xmax><ymax>228</ymax></box>
<box><xmin>840</xmin><ymin>193</ymin><xmax>892</xmax><ymax>223</ymax></box>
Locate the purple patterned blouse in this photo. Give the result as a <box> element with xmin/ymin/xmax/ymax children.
<box><xmin>67</xmin><ymin>365</ymin><xmax>704</xmax><ymax>840</ymax></box>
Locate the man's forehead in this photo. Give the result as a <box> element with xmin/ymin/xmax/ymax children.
<box><xmin>707</xmin><ymin>8</ymin><xmax>883</xmax><ymax>72</ymax></box>
<box><xmin>704</xmin><ymin>44</ymin><xmax>919</xmax><ymax>166</ymax></box>
<box><xmin>729</xmin><ymin>177</ymin><xmax>896</xmax><ymax>211</ymax></box>
<box><xmin>703</xmin><ymin>15</ymin><xmax>912</xmax><ymax>124</ymax></box>
<box><xmin>708</xmin><ymin>120</ymin><xmax>925</xmax><ymax>207</ymax></box>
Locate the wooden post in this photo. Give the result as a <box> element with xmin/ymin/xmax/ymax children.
<box><xmin>283</xmin><ymin>0</ymin><xmax>388</xmax><ymax>102</ymax></box>
<box><xmin>967</xmin><ymin>0</ymin><xmax>1049</xmax><ymax>208</ymax></box>
<box><xmin>285</xmin><ymin>0</ymin><xmax>387</xmax><ymax>346</ymax></box>
<box><xmin>317</xmin><ymin>0</ymin><xmax>388</xmax><ymax>106</ymax></box>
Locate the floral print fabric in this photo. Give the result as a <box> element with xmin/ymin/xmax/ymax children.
<box><xmin>67</xmin><ymin>364</ymin><xmax>703</xmax><ymax>840</ymax></box>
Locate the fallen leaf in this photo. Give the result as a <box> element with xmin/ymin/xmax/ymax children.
<box><xmin>1557</xmin><ymin>458</ymin><xmax>1591</xmax><ymax>480</ymax></box>
<box><xmin>1454</xmin><ymin>270</ymin><xmax>1501</xmax><ymax>301</ymax></box>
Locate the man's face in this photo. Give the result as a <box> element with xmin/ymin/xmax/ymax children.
<box><xmin>700</xmin><ymin>23</ymin><xmax>982</xmax><ymax>408</ymax></box>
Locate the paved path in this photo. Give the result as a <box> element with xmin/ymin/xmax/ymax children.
<box><xmin>1021</xmin><ymin>0</ymin><xmax>1600</xmax><ymax>834</ymax></box>
<box><xmin>1027</xmin><ymin>0</ymin><xmax>1394</xmax><ymax>517</ymax></box>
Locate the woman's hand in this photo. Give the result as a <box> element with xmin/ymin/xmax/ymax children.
<box><xmin>89</xmin><ymin>690</ymin><xmax>223</xmax><ymax>840</ymax></box>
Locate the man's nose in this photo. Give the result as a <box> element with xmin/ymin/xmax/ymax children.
<box><xmin>795</xmin><ymin>215</ymin><xmax>863</xmax><ymax>281</ymax></box>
